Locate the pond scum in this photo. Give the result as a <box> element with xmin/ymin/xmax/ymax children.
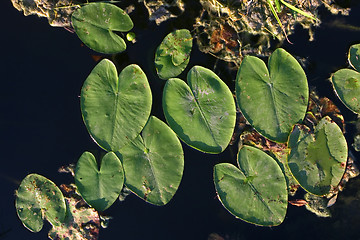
<box><xmin>10</xmin><ymin>0</ymin><xmax>360</xmax><ymax>239</ymax></box>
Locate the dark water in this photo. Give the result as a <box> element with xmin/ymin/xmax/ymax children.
<box><xmin>2</xmin><ymin>0</ymin><xmax>360</xmax><ymax>239</ymax></box>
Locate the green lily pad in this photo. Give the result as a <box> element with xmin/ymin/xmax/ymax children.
<box><xmin>116</xmin><ymin>116</ymin><xmax>184</xmax><ymax>206</ymax></box>
<box><xmin>75</xmin><ymin>151</ymin><xmax>124</xmax><ymax>211</ymax></box>
<box><xmin>72</xmin><ymin>2</ymin><xmax>133</xmax><ymax>54</ymax></box>
<box><xmin>15</xmin><ymin>174</ymin><xmax>66</xmax><ymax>232</ymax></box>
<box><xmin>287</xmin><ymin>116</ymin><xmax>347</xmax><ymax>196</ymax></box>
<box><xmin>214</xmin><ymin>145</ymin><xmax>288</xmax><ymax>226</ymax></box>
<box><xmin>163</xmin><ymin>66</ymin><xmax>236</xmax><ymax>153</ymax></box>
<box><xmin>331</xmin><ymin>69</ymin><xmax>360</xmax><ymax>114</ymax></box>
<box><xmin>235</xmin><ymin>48</ymin><xmax>309</xmax><ymax>143</ymax></box>
<box><xmin>349</xmin><ymin>43</ymin><xmax>360</xmax><ymax>72</ymax></box>
<box><xmin>155</xmin><ymin>29</ymin><xmax>193</xmax><ymax>79</ymax></box>
<box><xmin>81</xmin><ymin>59</ymin><xmax>152</xmax><ymax>152</ymax></box>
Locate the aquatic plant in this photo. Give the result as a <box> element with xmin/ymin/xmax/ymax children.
<box><xmin>287</xmin><ymin>116</ymin><xmax>348</xmax><ymax>196</ymax></box>
<box><xmin>163</xmin><ymin>65</ymin><xmax>236</xmax><ymax>153</ymax></box>
<box><xmin>214</xmin><ymin>145</ymin><xmax>288</xmax><ymax>226</ymax></box>
<box><xmin>72</xmin><ymin>2</ymin><xmax>134</xmax><ymax>54</ymax></box>
<box><xmin>15</xmin><ymin>174</ymin><xmax>66</xmax><ymax>232</ymax></box>
<box><xmin>11</xmin><ymin>0</ymin><xmax>360</xmax><ymax>238</ymax></box>
<box><xmin>155</xmin><ymin>29</ymin><xmax>193</xmax><ymax>80</ymax></box>
<box><xmin>75</xmin><ymin>152</ymin><xmax>124</xmax><ymax>211</ymax></box>
<box><xmin>235</xmin><ymin>48</ymin><xmax>309</xmax><ymax>143</ymax></box>
<box><xmin>80</xmin><ymin>59</ymin><xmax>152</xmax><ymax>152</ymax></box>
<box><xmin>331</xmin><ymin>43</ymin><xmax>360</xmax><ymax>114</ymax></box>
<box><xmin>116</xmin><ymin>116</ymin><xmax>184</xmax><ymax>205</ymax></box>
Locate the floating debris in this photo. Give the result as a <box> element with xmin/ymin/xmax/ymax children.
<box><xmin>48</xmin><ymin>184</ymin><xmax>101</xmax><ymax>240</ymax></box>
<box><xmin>141</xmin><ymin>0</ymin><xmax>185</xmax><ymax>25</ymax></box>
<box><xmin>11</xmin><ymin>0</ymin><xmax>79</xmax><ymax>27</ymax></box>
<box><xmin>194</xmin><ymin>0</ymin><xmax>349</xmax><ymax>65</ymax></box>
<box><xmin>304</xmin><ymin>193</ymin><xmax>332</xmax><ymax>218</ymax></box>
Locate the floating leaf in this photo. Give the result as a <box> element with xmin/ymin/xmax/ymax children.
<box><xmin>116</xmin><ymin>116</ymin><xmax>184</xmax><ymax>206</ymax></box>
<box><xmin>15</xmin><ymin>174</ymin><xmax>66</xmax><ymax>232</ymax></box>
<box><xmin>72</xmin><ymin>2</ymin><xmax>133</xmax><ymax>54</ymax></box>
<box><xmin>163</xmin><ymin>66</ymin><xmax>236</xmax><ymax>153</ymax></box>
<box><xmin>75</xmin><ymin>152</ymin><xmax>124</xmax><ymax>211</ymax></box>
<box><xmin>235</xmin><ymin>48</ymin><xmax>308</xmax><ymax>142</ymax></box>
<box><xmin>214</xmin><ymin>145</ymin><xmax>288</xmax><ymax>226</ymax></box>
<box><xmin>81</xmin><ymin>59</ymin><xmax>152</xmax><ymax>152</ymax></box>
<box><xmin>155</xmin><ymin>29</ymin><xmax>193</xmax><ymax>79</ymax></box>
<box><xmin>349</xmin><ymin>43</ymin><xmax>360</xmax><ymax>72</ymax></box>
<box><xmin>288</xmin><ymin>116</ymin><xmax>347</xmax><ymax>196</ymax></box>
<box><xmin>331</xmin><ymin>69</ymin><xmax>360</xmax><ymax>114</ymax></box>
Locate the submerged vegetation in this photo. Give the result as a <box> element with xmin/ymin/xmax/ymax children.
<box><xmin>10</xmin><ymin>0</ymin><xmax>360</xmax><ymax>239</ymax></box>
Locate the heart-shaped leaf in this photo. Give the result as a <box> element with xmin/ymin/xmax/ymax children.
<box><xmin>75</xmin><ymin>151</ymin><xmax>124</xmax><ymax>211</ymax></box>
<box><xmin>163</xmin><ymin>66</ymin><xmax>236</xmax><ymax>153</ymax></box>
<box><xmin>15</xmin><ymin>174</ymin><xmax>66</xmax><ymax>232</ymax></box>
<box><xmin>287</xmin><ymin>116</ymin><xmax>347</xmax><ymax>196</ymax></box>
<box><xmin>214</xmin><ymin>145</ymin><xmax>288</xmax><ymax>226</ymax></box>
<box><xmin>81</xmin><ymin>59</ymin><xmax>152</xmax><ymax>152</ymax></box>
<box><xmin>349</xmin><ymin>43</ymin><xmax>360</xmax><ymax>72</ymax></box>
<box><xmin>331</xmin><ymin>69</ymin><xmax>360</xmax><ymax>114</ymax></box>
<box><xmin>235</xmin><ymin>48</ymin><xmax>309</xmax><ymax>142</ymax></box>
<box><xmin>155</xmin><ymin>29</ymin><xmax>193</xmax><ymax>80</ymax></box>
<box><xmin>116</xmin><ymin>116</ymin><xmax>184</xmax><ymax>206</ymax></box>
<box><xmin>72</xmin><ymin>3</ymin><xmax>133</xmax><ymax>54</ymax></box>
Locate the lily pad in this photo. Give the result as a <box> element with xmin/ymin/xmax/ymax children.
<box><xmin>75</xmin><ymin>151</ymin><xmax>124</xmax><ymax>211</ymax></box>
<box><xmin>116</xmin><ymin>116</ymin><xmax>184</xmax><ymax>206</ymax></box>
<box><xmin>331</xmin><ymin>69</ymin><xmax>360</xmax><ymax>114</ymax></box>
<box><xmin>81</xmin><ymin>59</ymin><xmax>152</xmax><ymax>152</ymax></box>
<box><xmin>72</xmin><ymin>2</ymin><xmax>133</xmax><ymax>54</ymax></box>
<box><xmin>214</xmin><ymin>145</ymin><xmax>288</xmax><ymax>226</ymax></box>
<box><xmin>15</xmin><ymin>174</ymin><xmax>66</xmax><ymax>232</ymax></box>
<box><xmin>155</xmin><ymin>29</ymin><xmax>193</xmax><ymax>79</ymax></box>
<box><xmin>235</xmin><ymin>48</ymin><xmax>309</xmax><ymax>143</ymax></box>
<box><xmin>349</xmin><ymin>43</ymin><xmax>360</xmax><ymax>72</ymax></box>
<box><xmin>287</xmin><ymin>116</ymin><xmax>347</xmax><ymax>196</ymax></box>
<box><xmin>163</xmin><ymin>66</ymin><xmax>236</xmax><ymax>153</ymax></box>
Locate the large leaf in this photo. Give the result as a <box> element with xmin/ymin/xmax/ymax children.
<box><xmin>115</xmin><ymin>116</ymin><xmax>184</xmax><ymax>206</ymax></box>
<box><xmin>75</xmin><ymin>151</ymin><xmax>124</xmax><ymax>211</ymax></box>
<box><xmin>163</xmin><ymin>66</ymin><xmax>236</xmax><ymax>153</ymax></box>
<box><xmin>331</xmin><ymin>69</ymin><xmax>360</xmax><ymax>114</ymax></box>
<box><xmin>287</xmin><ymin>116</ymin><xmax>347</xmax><ymax>196</ymax></box>
<box><xmin>349</xmin><ymin>43</ymin><xmax>360</xmax><ymax>72</ymax></box>
<box><xmin>72</xmin><ymin>2</ymin><xmax>133</xmax><ymax>54</ymax></box>
<box><xmin>235</xmin><ymin>48</ymin><xmax>309</xmax><ymax>142</ymax></box>
<box><xmin>155</xmin><ymin>29</ymin><xmax>193</xmax><ymax>79</ymax></box>
<box><xmin>15</xmin><ymin>174</ymin><xmax>66</xmax><ymax>232</ymax></box>
<box><xmin>81</xmin><ymin>59</ymin><xmax>152</xmax><ymax>152</ymax></box>
<box><xmin>214</xmin><ymin>145</ymin><xmax>288</xmax><ymax>226</ymax></box>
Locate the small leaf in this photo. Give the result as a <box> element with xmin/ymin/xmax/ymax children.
<box><xmin>331</xmin><ymin>69</ymin><xmax>360</xmax><ymax>114</ymax></box>
<box><xmin>15</xmin><ymin>174</ymin><xmax>66</xmax><ymax>232</ymax></box>
<box><xmin>81</xmin><ymin>59</ymin><xmax>152</xmax><ymax>152</ymax></box>
<box><xmin>236</xmin><ymin>48</ymin><xmax>309</xmax><ymax>142</ymax></box>
<box><xmin>214</xmin><ymin>145</ymin><xmax>288</xmax><ymax>226</ymax></box>
<box><xmin>116</xmin><ymin>116</ymin><xmax>184</xmax><ymax>206</ymax></box>
<box><xmin>163</xmin><ymin>66</ymin><xmax>236</xmax><ymax>153</ymax></box>
<box><xmin>155</xmin><ymin>29</ymin><xmax>193</xmax><ymax>79</ymax></box>
<box><xmin>288</xmin><ymin>116</ymin><xmax>347</xmax><ymax>196</ymax></box>
<box><xmin>75</xmin><ymin>152</ymin><xmax>124</xmax><ymax>211</ymax></box>
<box><xmin>72</xmin><ymin>3</ymin><xmax>133</xmax><ymax>54</ymax></box>
<box><xmin>349</xmin><ymin>43</ymin><xmax>360</xmax><ymax>72</ymax></box>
